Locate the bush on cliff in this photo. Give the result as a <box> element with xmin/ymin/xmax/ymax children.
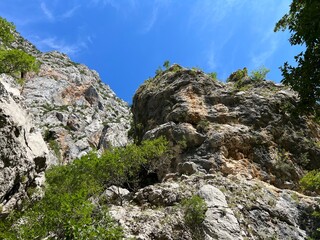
<box><xmin>0</xmin><ymin>137</ymin><xmax>168</xmax><ymax>239</ymax></box>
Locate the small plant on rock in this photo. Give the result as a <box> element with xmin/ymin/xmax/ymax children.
<box><xmin>182</xmin><ymin>195</ymin><xmax>207</xmax><ymax>239</ymax></box>
<box><xmin>250</xmin><ymin>66</ymin><xmax>270</xmax><ymax>82</ymax></box>
<box><xmin>208</xmin><ymin>72</ymin><xmax>218</xmax><ymax>81</ymax></box>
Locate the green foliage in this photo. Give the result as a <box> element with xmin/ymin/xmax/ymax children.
<box><xmin>155</xmin><ymin>66</ymin><xmax>163</xmax><ymax>75</ymax></box>
<box><xmin>196</xmin><ymin>119</ymin><xmax>210</xmax><ymax>133</ymax></box>
<box><xmin>0</xmin><ymin>137</ymin><xmax>168</xmax><ymax>239</ymax></box>
<box><xmin>208</xmin><ymin>72</ymin><xmax>218</xmax><ymax>81</ymax></box>
<box><xmin>49</xmin><ymin>139</ymin><xmax>62</xmax><ymax>163</ymax></box>
<box><xmin>182</xmin><ymin>195</ymin><xmax>207</xmax><ymax>239</ymax></box>
<box><xmin>227</xmin><ymin>68</ymin><xmax>248</xmax><ymax>83</ymax></box>
<box><xmin>274</xmin><ymin>0</ymin><xmax>320</xmax><ymax>111</ymax></box>
<box><xmin>0</xmin><ymin>17</ymin><xmax>15</xmax><ymax>46</ymax></box>
<box><xmin>0</xmin><ymin>49</ymin><xmax>39</xmax><ymax>77</ymax></box>
<box><xmin>300</xmin><ymin>170</ymin><xmax>320</xmax><ymax>193</ymax></box>
<box><xmin>250</xmin><ymin>66</ymin><xmax>270</xmax><ymax>82</ymax></box>
<box><xmin>163</xmin><ymin>60</ymin><xmax>170</xmax><ymax>69</ymax></box>
<box><xmin>0</xmin><ymin>17</ymin><xmax>40</xmax><ymax>81</ymax></box>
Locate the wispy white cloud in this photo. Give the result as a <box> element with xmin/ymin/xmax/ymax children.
<box><xmin>32</xmin><ymin>36</ymin><xmax>92</xmax><ymax>56</ymax></box>
<box><xmin>143</xmin><ymin>6</ymin><xmax>159</xmax><ymax>33</ymax></box>
<box><xmin>191</xmin><ymin>0</ymin><xmax>246</xmax><ymax>31</ymax></box>
<box><xmin>40</xmin><ymin>2</ymin><xmax>54</xmax><ymax>21</ymax></box>
<box><xmin>90</xmin><ymin>0</ymin><xmax>120</xmax><ymax>10</ymax></box>
<box><xmin>40</xmin><ymin>2</ymin><xmax>81</xmax><ymax>22</ymax></box>
<box><xmin>141</xmin><ymin>0</ymin><xmax>172</xmax><ymax>33</ymax></box>
<box><xmin>250</xmin><ymin>30</ymin><xmax>280</xmax><ymax>68</ymax></box>
<box><xmin>62</xmin><ymin>5</ymin><xmax>81</xmax><ymax>19</ymax></box>
<box><xmin>205</xmin><ymin>30</ymin><xmax>234</xmax><ymax>71</ymax></box>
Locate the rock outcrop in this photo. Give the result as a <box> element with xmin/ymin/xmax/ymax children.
<box><xmin>132</xmin><ymin>65</ymin><xmax>320</xmax><ymax>189</ymax></box>
<box><xmin>108</xmin><ymin>65</ymin><xmax>320</xmax><ymax>239</ymax></box>
<box><xmin>0</xmin><ymin>74</ymin><xmax>49</xmax><ymax>213</ymax></box>
<box><xmin>22</xmin><ymin>54</ymin><xmax>130</xmax><ymax>163</ymax></box>
<box><xmin>9</xmin><ymin>33</ymin><xmax>131</xmax><ymax>163</ymax></box>
<box><xmin>2</xmin><ymin>29</ymin><xmax>320</xmax><ymax>239</ymax></box>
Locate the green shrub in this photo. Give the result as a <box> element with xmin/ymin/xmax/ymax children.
<box><xmin>0</xmin><ymin>137</ymin><xmax>168</xmax><ymax>239</ymax></box>
<box><xmin>196</xmin><ymin>119</ymin><xmax>210</xmax><ymax>133</ymax></box>
<box><xmin>300</xmin><ymin>170</ymin><xmax>320</xmax><ymax>193</ymax></box>
<box><xmin>0</xmin><ymin>17</ymin><xmax>40</xmax><ymax>80</ymax></box>
<box><xmin>300</xmin><ymin>170</ymin><xmax>320</xmax><ymax>238</ymax></box>
<box><xmin>163</xmin><ymin>60</ymin><xmax>170</xmax><ymax>69</ymax></box>
<box><xmin>227</xmin><ymin>68</ymin><xmax>248</xmax><ymax>83</ymax></box>
<box><xmin>49</xmin><ymin>139</ymin><xmax>62</xmax><ymax>163</ymax></box>
<box><xmin>182</xmin><ymin>195</ymin><xmax>207</xmax><ymax>239</ymax></box>
<box><xmin>250</xmin><ymin>66</ymin><xmax>270</xmax><ymax>82</ymax></box>
<box><xmin>208</xmin><ymin>72</ymin><xmax>217</xmax><ymax>81</ymax></box>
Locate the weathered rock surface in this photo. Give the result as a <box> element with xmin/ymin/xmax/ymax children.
<box><xmin>116</xmin><ymin>65</ymin><xmax>320</xmax><ymax>239</ymax></box>
<box><xmin>109</xmin><ymin>174</ymin><xmax>319</xmax><ymax>239</ymax></box>
<box><xmin>0</xmin><ymin>75</ymin><xmax>49</xmax><ymax>213</ymax></box>
<box><xmin>20</xmin><ymin>50</ymin><xmax>131</xmax><ymax>162</ymax></box>
<box><xmin>133</xmin><ymin>65</ymin><xmax>320</xmax><ymax>189</ymax></box>
<box><xmin>3</xmin><ymin>31</ymin><xmax>320</xmax><ymax>239</ymax></box>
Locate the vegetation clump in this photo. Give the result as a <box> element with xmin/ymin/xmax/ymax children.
<box><xmin>250</xmin><ymin>66</ymin><xmax>270</xmax><ymax>82</ymax></box>
<box><xmin>0</xmin><ymin>137</ymin><xmax>168</xmax><ymax>239</ymax></box>
<box><xmin>275</xmin><ymin>0</ymin><xmax>320</xmax><ymax>113</ymax></box>
<box><xmin>0</xmin><ymin>16</ymin><xmax>39</xmax><ymax>80</ymax></box>
<box><xmin>182</xmin><ymin>195</ymin><xmax>207</xmax><ymax>239</ymax></box>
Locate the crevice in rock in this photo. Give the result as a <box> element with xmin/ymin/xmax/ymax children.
<box><xmin>2</xmin><ymin>178</ymin><xmax>21</xmax><ymax>203</ymax></box>
<box><xmin>34</xmin><ymin>156</ymin><xmax>46</xmax><ymax>172</ymax></box>
<box><xmin>23</xmin><ymin>129</ymin><xmax>32</xmax><ymax>152</ymax></box>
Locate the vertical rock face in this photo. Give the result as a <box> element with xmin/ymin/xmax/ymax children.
<box><xmin>109</xmin><ymin>65</ymin><xmax>320</xmax><ymax>239</ymax></box>
<box><xmin>132</xmin><ymin>65</ymin><xmax>320</xmax><ymax>189</ymax></box>
<box><xmin>20</xmin><ymin>50</ymin><xmax>131</xmax><ymax>162</ymax></box>
<box><xmin>0</xmin><ymin>75</ymin><xmax>49</xmax><ymax>213</ymax></box>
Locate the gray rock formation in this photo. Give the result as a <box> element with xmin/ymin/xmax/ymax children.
<box><xmin>20</xmin><ymin>50</ymin><xmax>131</xmax><ymax>162</ymax></box>
<box><xmin>2</xmin><ymin>30</ymin><xmax>320</xmax><ymax>239</ymax></box>
<box><xmin>114</xmin><ymin>65</ymin><xmax>320</xmax><ymax>239</ymax></box>
<box><xmin>132</xmin><ymin>65</ymin><xmax>320</xmax><ymax>189</ymax></box>
<box><xmin>0</xmin><ymin>74</ymin><xmax>49</xmax><ymax>213</ymax></box>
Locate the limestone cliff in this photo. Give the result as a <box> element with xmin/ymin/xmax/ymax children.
<box><xmin>12</xmin><ymin>34</ymin><xmax>131</xmax><ymax>163</ymax></box>
<box><xmin>1</xmin><ymin>30</ymin><xmax>320</xmax><ymax>239</ymax></box>
<box><xmin>109</xmin><ymin>65</ymin><xmax>320</xmax><ymax>239</ymax></box>
<box><xmin>0</xmin><ymin>74</ymin><xmax>49</xmax><ymax>214</ymax></box>
<box><xmin>22</xmin><ymin>51</ymin><xmax>131</xmax><ymax>163</ymax></box>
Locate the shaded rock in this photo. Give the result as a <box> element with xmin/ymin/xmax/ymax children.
<box><xmin>0</xmin><ymin>76</ymin><xmax>49</xmax><ymax>213</ymax></box>
<box><xmin>178</xmin><ymin>162</ymin><xmax>198</xmax><ymax>175</ymax></box>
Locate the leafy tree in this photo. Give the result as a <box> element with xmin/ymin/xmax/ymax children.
<box><xmin>0</xmin><ymin>49</ymin><xmax>39</xmax><ymax>77</ymax></box>
<box><xmin>300</xmin><ymin>170</ymin><xmax>320</xmax><ymax>193</ymax></box>
<box><xmin>0</xmin><ymin>17</ymin><xmax>15</xmax><ymax>46</ymax></box>
<box><xmin>0</xmin><ymin>16</ymin><xmax>39</xmax><ymax>78</ymax></box>
<box><xmin>274</xmin><ymin>0</ymin><xmax>320</xmax><ymax>111</ymax></box>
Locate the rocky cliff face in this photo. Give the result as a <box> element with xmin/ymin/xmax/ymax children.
<box><xmin>2</xmin><ymin>31</ymin><xmax>320</xmax><ymax>239</ymax></box>
<box><xmin>0</xmin><ymin>74</ymin><xmax>49</xmax><ymax>214</ymax></box>
<box><xmin>21</xmin><ymin>51</ymin><xmax>131</xmax><ymax>162</ymax></box>
<box><xmin>108</xmin><ymin>65</ymin><xmax>320</xmax><ymax>239</ymax></box>
<box><xmin>0</xmin><ymin>33</ymin><xmax>131</xmax><ymax>213</ymax></box>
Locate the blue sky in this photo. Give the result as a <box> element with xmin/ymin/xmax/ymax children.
<box><xmin>0</xmin><ymin>0</ymin><xmax>303</xmax><ymax>103</ymax></box>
